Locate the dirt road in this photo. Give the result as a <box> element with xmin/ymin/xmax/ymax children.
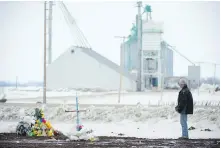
<box><xmin>0</xmin><ymin>133</ymin><xmax>219</xmax><ymax>148</ymax></box>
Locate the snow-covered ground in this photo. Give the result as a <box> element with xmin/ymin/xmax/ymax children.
<box><xmin>0</xmin><ymin>86</ymin><xmax>219</xmax><ymax>139</ymax></box>
<box><xmin>1</xmin><ymin>119</ymin><xmax>219</xmax><ymax>139</ymax></box>
<box><xmin>1</xmin><ymin>83</ymin><xmax>219</xmax><ymax>100</ymax></box>
<box><xmin>1</xmin><ymin>86</ymin><xmax>126</xmax><ymax>99</ymax></box>
<box><xmin>0</xmin><ymin>104</ymin><xmax>219</xmax><ymax>139</ymax></box>
<box><xmin>4</xmin><ymin>92</ymin><xmax>220</xmax><ymax>107</ymax></box>
<box><xmin>1</xmin><ymin>86</ymin><xmax>220</xmax><ymax>106</ymax></box>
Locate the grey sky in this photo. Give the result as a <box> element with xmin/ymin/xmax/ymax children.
<box><xmin>0</xmin><ymin>1</ymin><xmax>220</xmax><ymax>82</ymax></box>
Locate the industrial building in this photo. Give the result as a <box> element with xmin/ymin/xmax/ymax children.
<box><xmin>121</xmin><ymin>4</ymin><xmax>173</xmax><ymax>90</ymax></box>
<box><xmin>45</xmin><ymin>2</ymin><xmax>173</xmax><ymax>92</ymax></box>
<box><xmin>47</xmin><ymin>46</ymin><xmax>137</xmax><ymax>91</ymax></box>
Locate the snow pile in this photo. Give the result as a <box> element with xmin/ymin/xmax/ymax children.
<box><xmin>3</xmin><ymin>123</ymin><xmax>17</xmax><ymax>133</ymax></box>
<box><xmin>65</xmin><ymin>127</ymin><xmax>97</xmax><ymax>141</ymax></box>
<box><xmin>0</xmin><ymin>105</ymin><xmax>219</xmax><ymax>127</ymax></box>
<box><xmin>165</xmin><ymin>82</ymin><xmax>179</xmax><ymax>89</ymax></box>
<box><xmin>199</xmin><ymin>84</ymin><xmax>219</xmax><ymax>92</ymax></box>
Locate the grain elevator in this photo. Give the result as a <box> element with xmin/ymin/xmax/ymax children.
<box><xmin>121</xmin><ymin>3</ymin><xmax>173</xmax><ymax>90</ymax></box>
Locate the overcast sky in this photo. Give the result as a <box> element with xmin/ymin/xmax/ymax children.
<box><xmin>0</xmin><ymin>1</ymin><xmax>220</xmax><ymax>82</ymax></box>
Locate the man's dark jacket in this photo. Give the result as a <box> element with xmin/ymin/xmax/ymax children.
<box><xmin>175</xmin><ymin>85</ymin><xmax>193</xmax><ymax>114</ymax></box>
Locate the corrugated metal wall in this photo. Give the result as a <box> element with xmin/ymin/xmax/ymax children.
<box><xmin>166</xmin><ymin>48</ymin><xmax>173</xmax><ymax>77</ymax></box>
<box><xmin>122</xmin><ymin>40</ymin><xmax>138</xmax><ymax>72</ymax></box>
<box><xmin>142</xmin><ymin>33</ymin><xmax>162</xmax><ymax>51</ymax></box>
<box><xmin>161</xmin><ymin>42</ymin><xmax>173</xmax><ymax>77</ymax></box>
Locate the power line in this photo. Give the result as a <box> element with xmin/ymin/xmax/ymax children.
<box><xmin>59</xmin><ymin>3</ymin><xmax>86</xmax><ymax>47</ymax></box>
<box><xmin>58</xmin><ymin>2</ymin><xmax>92</xmax><ymax>49</ymax></box>
<box><xmin>165</xmin><ymin>43</ymin><xmax>195</xmax><ymax>66</ymax></box>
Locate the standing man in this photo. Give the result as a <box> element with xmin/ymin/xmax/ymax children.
<box><xmin>175</xmin><ymin>78</ymin><xmax>193</xmax><ymax>139</ymax></box>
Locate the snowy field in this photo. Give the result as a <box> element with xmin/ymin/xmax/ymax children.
<box><xmin>0</xmin><ymin>86</ymin><xmax>220</xmax><ymax>139</ymax></box>
<box><xmin>0</xmin><ymin>105</ymin><xmax>219</xmax><ymax>139</ymax></box>
<box><xmin>0</xmin><ymin>86</ymin><xmax>220</xmax><ymax>106</ymax></box>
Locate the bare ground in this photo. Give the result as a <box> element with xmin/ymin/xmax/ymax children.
<box><xmin>0</xmin><ymin>133</ymin><xmax>219</xmax><ymax>148</ymax></box>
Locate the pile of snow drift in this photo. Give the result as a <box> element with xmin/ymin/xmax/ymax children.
<box><xmin>65</xmin><ymin>126</ymin><xmax>98</xmax><ymax>141</ymax></box>
<box><xmin>0</xmin><ymin>104</ymin><xmax>219</xmax><ymax>127</ymax></box>
<box><xmin>199</xmin><ymin>84</ymin><xmax>219</xmax><ymax>92</ymax></box>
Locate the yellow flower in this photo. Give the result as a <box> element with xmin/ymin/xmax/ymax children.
<box><xmin>47</xmin><ymin>129</ymin><xmax>54</xmax><ymax>137</ymax></box>
<box><xmin>37</xmin><ymin>130</ymin><xmax>42</xmax><ymax>136</ymax></box>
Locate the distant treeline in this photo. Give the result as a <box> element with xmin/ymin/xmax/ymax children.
<box><xmin>0</xmin><ymin>81</ymin><xmax>43</xmax><ymax>87</ymax></box>
<box><xmin>0</xmin><ymin>77</ymin><xmax>219</xmax><ymax>87</ymax></box>
<box><xmin>200</xmin><ymin>77</ymin><xmax>220</xmax><ymax>85</ymax></box>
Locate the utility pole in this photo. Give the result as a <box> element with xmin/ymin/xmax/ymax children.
<box><xmin>137</xmin><ymin>1</ymin><xmax>143</xmax><ymax>92</ymax></box>
<box><xmin>43</xmin><ymin>1</ymin><xmax>54</xmax><ymax>104</ymax></box>
<box><xmin>114</xmin><ymin>36</ymin><xmax>127</xmax><ymax>103</ymax></box>
<box><xmin>43</xmin><ymin>1</ymin><xmax>47</xmax><ymax>104</ymax></box>
<box><xmin>48</xmin><ymin>1</ymin><xmax>53</xmax><ymax>64</ymax></box>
